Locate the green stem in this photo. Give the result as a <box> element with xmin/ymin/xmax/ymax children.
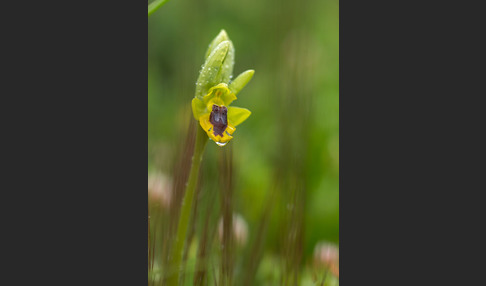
<box><xmin>167</xmin><ymin>125</ymin><xmax>208</xmax><ymax>286</ymax></box>
<box><xmin>148</xmin><ymin>0</ymin><xmax>170</xmax><ymax>17</ymax></box>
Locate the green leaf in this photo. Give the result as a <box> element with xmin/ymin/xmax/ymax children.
<box><xmin>229</xmin><ymin>70</ymin><xmax>254</xmax><ymax>95</ymax></box>
<box><xmin>228</xmin><ymin>106</ymin><xmax>251</xmax><ymax>127</ymax></box>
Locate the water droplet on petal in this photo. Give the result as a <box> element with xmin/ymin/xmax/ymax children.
<box><xmin>216</xmin><ymin>141</ymin><xmax>227</xmax><ymax>147</ymax></box>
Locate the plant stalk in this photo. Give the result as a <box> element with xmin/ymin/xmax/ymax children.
<box><xmin>148</xmin><ymin>0</ymin><xmax>170</xmax><ymax>17</ymax></box>
<box><xmin>167</xmin><ymin>124</ymin><xmax>208</xmax><ymax>286</ymax></box>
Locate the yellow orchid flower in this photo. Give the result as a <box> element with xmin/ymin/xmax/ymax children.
<box><xmin>191</xmin><ymin>30</ymin><xmax>254</xmax><ymax>146</ymax></box>
<box><xmin>192</xmin><ymin>82</ymin><xmax>252</xmax><ymax>146</ymax></box>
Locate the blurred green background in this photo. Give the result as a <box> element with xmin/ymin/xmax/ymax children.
<box><xmin>149</xmin><ymin>0</ymin><xmax>338</xmax><ymax>283</ymax></box>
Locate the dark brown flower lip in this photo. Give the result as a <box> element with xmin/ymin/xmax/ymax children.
<box><xmin>209</xmin><ymin>104</ymin><xmax>228</xmax><ymax>136</ymax></box>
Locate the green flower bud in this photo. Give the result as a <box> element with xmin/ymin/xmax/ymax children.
<box><xmin>219</xmin><ymin>40</ymin><xmax>235</xmax><ymax>84</ymax></box>
<box><xmin>205</xmin><ymin>29</ymin><xmax>230</xmax><ymax>59</ymax></box>
<box><xmin>195</xmin><ymin>41</ymin><xmax>230</xmax><ymax>99</ymax></box>
<box><xmin>205</xmin><ymin>31</ymin><xmax>235</xmax><ymax>86</ymax></box>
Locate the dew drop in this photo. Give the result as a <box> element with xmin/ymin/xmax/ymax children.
<box><xmin>215</xmin><ymin>141</ymin><xmax>228</xmax><ymax>147</ymax></box>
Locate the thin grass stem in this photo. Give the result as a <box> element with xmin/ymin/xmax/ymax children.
<box><xmin>166</xmin><ymin>125</ymin><xmax>208</xmax><ymax>286</ymax></box>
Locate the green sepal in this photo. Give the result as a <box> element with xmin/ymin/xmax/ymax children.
<box><xmin>229</xmin><ymin>70</ymin><xmax>254</xmax><ymax>95</ymax></box>
<box><xmin>227</xmin><ymin>106</ymin><xmax>251</xmax><ymax>127</ymax></box>
<box><xmin>192</xmin><ymin>98</ymin><xmax>207</xmax><ymax>120</ymax></box>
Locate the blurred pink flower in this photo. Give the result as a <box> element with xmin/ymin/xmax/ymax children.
<box><xmin>218</xmin><ymin>213</ymin><xmax>249</xmax><ymax>247</ymax></box>
<box><xmin>148</xmin><ymin>172</ymin><xmax>172</xmax><ymax>209</ymax></box>
<box><xmin>313</xmin><ymin>241</ymin><xmax>339</xmax><ymax>278</ymax></box>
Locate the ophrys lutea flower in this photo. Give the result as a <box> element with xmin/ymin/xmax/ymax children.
<box><xmin>192</xmin><ymin>30</ymin><xmax>254</xmax><ymax>146</ymax></box>
<box><xmin>192</xmin><ymin>82</ymin><xmax>252</xmax><ymax>146</ymax></box>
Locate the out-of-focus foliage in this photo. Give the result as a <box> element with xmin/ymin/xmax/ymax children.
<box><xmin>149</xmin><ymin>0</ymin><xmax>338</xmax><ymax>284</ymax></box>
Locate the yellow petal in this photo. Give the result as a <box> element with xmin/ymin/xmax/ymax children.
<box><xmin>206</xmin><ymin>97</ymin><xmax>225</xmax><ymax>111</ymax></box>
<box><xmin>199</xmin><ymin>113</ymin><xmax>234</xmax><ymax>144</ymax></box>
<box><xmin>207</xmin><ymin>128</ymin><xmax>233</xmax><ymax>144</ymax></box>
<box><xmin>216</xmin><ymin>132</ymin><xmax>233</xmax><ymax>143</ymax></box>
<box><xmin>203</xmin><ymin>83</ymin><xmax>237</xmax><ymax>108</ymax></box>
<box><xmin>226</xmin><ymin>122</ymin><xmax>236</xmax><ymax>135</ymax></box>
<box><xmin>199</xmin><ymin>114</ymin><xmax>212</xmax><ymax>132</ymax></box>
<box><xmin>227</xmin><ymin>106</ymin><xmax>251</xmax><ymax>127</ymax></box>
<box><xmin>221</xmin><ymin>91</ymin><xmax>237</xmax><ymax>106</ymax></box>
<box><xmin>204</xmin><ymin>83</ymin><xmax>228</xmax><ymax>102</ymax></box>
